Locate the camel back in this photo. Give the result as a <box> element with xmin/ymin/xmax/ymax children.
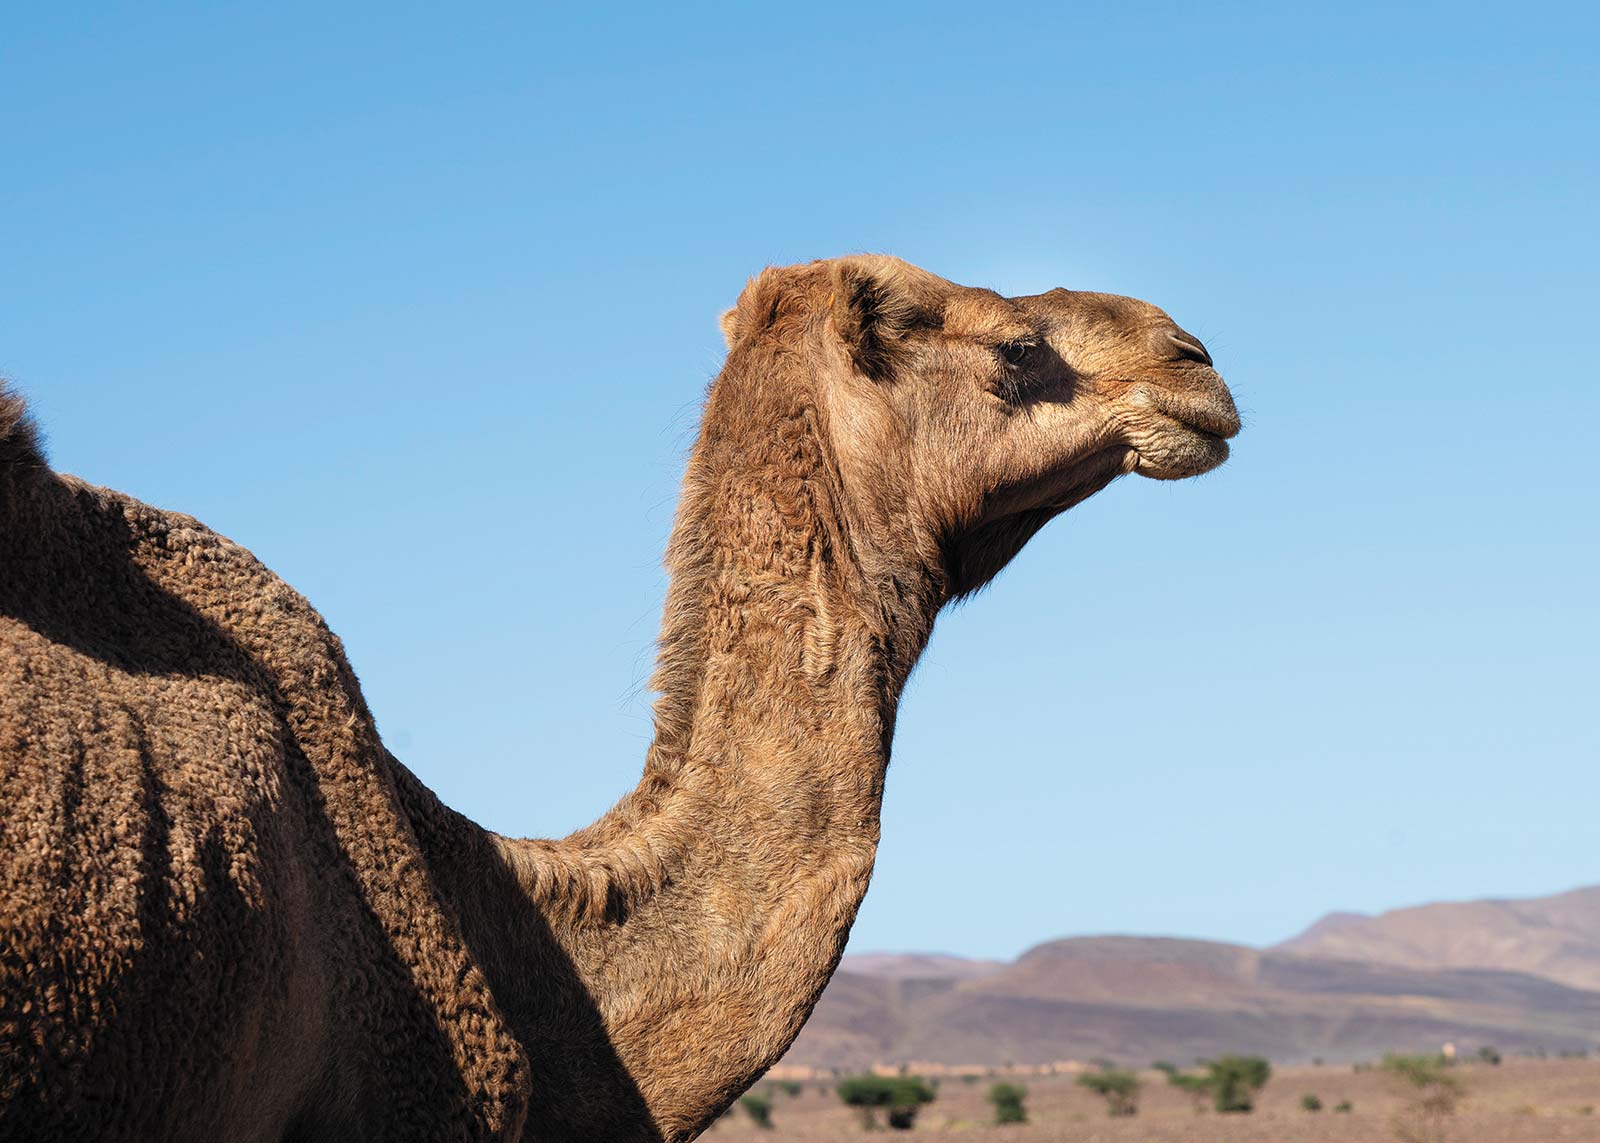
<box><xmin>0</xmin><ymin>396</ymin><xmax>530</xmax><ymax>1141</ymax></box>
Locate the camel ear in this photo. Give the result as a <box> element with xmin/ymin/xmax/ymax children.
<box><xmin>827</xmin><ymin>261</ymin><xmax>924</xmax><ymax>381</ymax></box>
<box><xmin>720</xmin><ymin>268</ymin><xmax>785</xmax><ymax>351</ymax></box>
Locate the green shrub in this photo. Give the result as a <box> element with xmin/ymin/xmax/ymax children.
<box><xmin>1077</xmin><ymin>1068</ymin><xmax>1141</xmax><ymax>1117</ymax></box>
<box><xmin>1334</xmin><ymin>1099</ymin><xmax>1354</xmax><ymax>1113</ymax></box>
<box><xmin>1477</xmin><ymin>1045</ymin><xmax>1502</xmax><ymax>1066</ymax></box>
<box><xmin>836</xmin><ymin>1075</ymin><xmax>937</xmax><ymax>1130</ymax></box>
<box><xmin>1206</xmin><ymin>1055</ymin><xmax>1271</xmax><ymax>1113</ymax></box>
<box><xmin>988</xmin><ymin>1082</ymin><xmax>1027</xmax><ymax>1125</ymax></box>
<box><xmin>1382</xmin><ymin>1054</ymin><xmax>1464</xmax><ymax>1143</ymax></box>
<box><xmin>739</xmin><ymin>1093</ymin><xmax>774</xmax><ymax>1129</ymax></box>
<box><xmin>1167</xmin><ymin>1070</ymin><xmax>1211</xmax><ymax>1113</ymax></box>
<box><xmin>1301</xmin><ymin>1093</ymin><xmax>1323</xmax><ymax>1112</ymax></box>
<box><xmin>773</xmin><ymin>1080</ymin><xmax>803</xmax><ymax>1098</ymax></box>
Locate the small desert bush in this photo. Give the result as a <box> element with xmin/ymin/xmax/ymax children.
<box><xmin>1302</xmin><ymin>1093</ymin><xmax>1323</xmax><ymax>1112</ymax></box>
<box><xmin>1166</xmin><ymin>1069</ymin><xmax>1211</xmax><ymax>1113</ymax></box>
<box><xmin>1206</xmin><ymin>1055</ymin><xmax>1271</xmax><ymax>1114</ymax></box>
<box><xmin>836</xmin><ymin>1075</ymin><xmax>936</xmax><ymax>1130</ymax></box>
<box><xmin>988</xmin><ymin>1082</ymin><xmax>1027</xmax><ymax>1125</ymax></box>
<box><xmin>739</xmin><ymin>1093</ymin><xmax>773</xmax><ymax>1129</ymax></box>
<box><xmin>1382</xmin><ymin>1054</ymin><xmax>1464</xmax><ymax>1143</ymax></box>
<box><xmin>1077</xmin><ymin>1068</ymin><xmax>1141</xmax><ymax>1117</ymax></box>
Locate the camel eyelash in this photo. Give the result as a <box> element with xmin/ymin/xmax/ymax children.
<box><xmin>992</xmin><ymin>340</ymin><xmax>1040</xmax><ymax>405</ymax></box>
<box><xmin>998</xmin><ymin>340</ymin><xmax>1037</xmax><ymax>368</ymax></box>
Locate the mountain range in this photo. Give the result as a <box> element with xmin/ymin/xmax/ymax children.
<box><xmin>780</xmin><ymin>885</ymin><xmax>1600</xmax><ymax>1068</ymax></box>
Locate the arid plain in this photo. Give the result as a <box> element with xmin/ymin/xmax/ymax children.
<box><xmin>709</xmin><ymin>1058</ymin><xmax>1600</xmax><ymax>1142</ymax></box>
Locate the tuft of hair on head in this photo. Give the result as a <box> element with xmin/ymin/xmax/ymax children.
<box><xmin>0</xmin><ymin>384</ymin><xmax>47</xmax><ymax>474</ymax></box>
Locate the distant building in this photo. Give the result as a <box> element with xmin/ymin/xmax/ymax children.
<box><xmin>766</xmin><ymin>1064</ymin><xmax>820</xmax><ymax>1081</ymax></box>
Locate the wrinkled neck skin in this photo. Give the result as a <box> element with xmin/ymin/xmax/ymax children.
<box><xmin>407</xmin><ymin>345</ymin><xmax>950</xmax><ymax>1141</ymax></box>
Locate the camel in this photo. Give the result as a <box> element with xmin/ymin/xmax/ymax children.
<box><xmin>0</xmin><ymin>255</ymin><xmax>1239</xmax><ymax>1142</ymax></box>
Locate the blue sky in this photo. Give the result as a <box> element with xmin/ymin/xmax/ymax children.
<box><xmin>4</xmin><ymin>3</ymin><xmax>1596</xmax><ymax>959</ymax></box>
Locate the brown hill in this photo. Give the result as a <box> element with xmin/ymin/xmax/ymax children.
<box><xmin>840</xmin><ymin>953</ymin><xmax>1006</xmax><ymax>981</ymax></box>
<box><xmin>785</xmin><ymin>913</ymin><xmax>1600</xmax><ymax>1069</ymax></box>
<box><xmin>1276</xmin><ymin>884</ymin><xmax>1600</xmax><ymax>991</ymax></box>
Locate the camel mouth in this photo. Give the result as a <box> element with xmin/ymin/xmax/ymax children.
<box><xmin>1131</xmin><ymin>417</ymin><xmax>1233</xmax><ymax>480</ymax></box>
<box><xmin>1121</xmin><ymin>378</ymin><xmax>1239</xmax><ymax>480</ymax></box>
<box><xmin>1156</xmin><ymin>383</ymin><xmax>1242</xmax><ymax>442</ymax></box>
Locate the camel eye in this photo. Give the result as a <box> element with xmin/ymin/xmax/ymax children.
<box><xmin>999</xmin><ymin>340</ymin><xmax>1034</xmax><ymax>367</ymax></box>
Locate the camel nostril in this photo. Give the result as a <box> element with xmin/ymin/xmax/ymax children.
<box><xmin>1167</xmin><ymin>330</ymin><xmax>1213</xmax><ymax>367</ymax></box>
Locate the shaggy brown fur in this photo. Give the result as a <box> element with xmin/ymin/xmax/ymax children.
<box><xmin>0</xmin><ymin>258</ymin><xmax>1239</xmax><ymax>1142</ymax></box>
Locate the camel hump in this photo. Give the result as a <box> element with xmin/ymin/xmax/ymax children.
<box><xmin>0</xmin><ymin>386</ymin><xmax>48</xmax><ymax>475</ymax></box>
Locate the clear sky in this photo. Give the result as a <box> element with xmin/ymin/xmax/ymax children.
<box><xmin>4</xmin><ymin>3</ymin><xmax>1596</xmax><ymax>960</ymax></box>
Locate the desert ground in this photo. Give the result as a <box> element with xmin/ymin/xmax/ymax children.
<box><xmin>708</xmin><ymin>1058</ymin><xmax>1600</xmax><ymax>1142</ymax></box>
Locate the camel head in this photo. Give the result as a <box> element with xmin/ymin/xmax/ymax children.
<box><xmin>719</xmin><ymin>255</ymin><xmax>1241</xmax><ymax>597</ymax></box>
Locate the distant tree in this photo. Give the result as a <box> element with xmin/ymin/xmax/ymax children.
<box><xmin>1301</xmin><ymin>1093</ymin><xmax>1324</xmax><ymax>1112</ymax></box>
<box><xmin>1167</xmin><ymin>1070</ymin><xmax>1212</xmax><ymax>1113</ymax></box>
<box><xmin>773</xmin><ymin>1080</ymin><xmax>803</xmax><ymax>1098</ymax></box>
<box><xmin>739</xmin><ymin>1093</ymin><xmax>774</xmax><ymax>1129</ymax></box>
<box><xmin>1077</xmin><ymin>1068</ymin><xmax>1141</xmax><ymax>1117</ymax></box>
<box><xmin>1206</xmin><ymin>1055</ymin><xmax>1272</xmax><ymax>1113</ymax></box>
<box><xmin>1151</xmin><ymin>1060</ymin><xmax>1179</xmax><ymax>1076</ymax></box>
<box><xmin>1477</xmin><ymin>1046</ymin><xmax>1501</xmax><ymax>1066</ymax></box>
<box><xmin>1382</xmin><ymin>1054</ymin><xmax>1464</xmax><ymax>1143</ymax></box>
<box><xmin>836</xmin><ymin>1075</ymin><xmax>936</xmax><ymax>1130</ymax></box>
<box><xmin>1334</xmin><ymin>1099</ymin><xmax>1354</xmax><ymax>1113</ymax></box>
<box><xmin>988</xmin><ymin>1082</ymin><xmax>1027</xmax><ymax>1125</ymax></box>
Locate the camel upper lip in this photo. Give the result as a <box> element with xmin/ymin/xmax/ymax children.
<box><xmin>1180</xmin><ymin>416</ymin><xmax>1237</xmax><ymax>440</ymax></box>
<box><xmin>1160</xmin><ymin>391</ymin><xmax>1241</xmax><ymax>440</ymax></box>
<box><xmin>1127</xmin><ymin>378</ymin><xmax>1240</xmax><ymax>440</ymax></box>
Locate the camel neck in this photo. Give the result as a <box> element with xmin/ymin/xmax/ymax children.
<box><xmin>480</xmin><ymin>365</ymin><xmax>944</xmax><ymax>1138</ymax></box>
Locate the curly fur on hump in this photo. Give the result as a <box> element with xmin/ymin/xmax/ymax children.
<box><xmin>0</xmin><ymin>385</ymin><xmax>46</xmax><ymax>474</ymax></box>
<box><xmin>0</xmin><ymin>393</ymin><xmax>530</xmax><ymax>1141</ymax></box>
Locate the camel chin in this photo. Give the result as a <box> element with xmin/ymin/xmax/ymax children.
<box><xmin>1133</xmin><ymin>424</ymin><xmax>1232</xmax><ymax>480</ymax></box>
